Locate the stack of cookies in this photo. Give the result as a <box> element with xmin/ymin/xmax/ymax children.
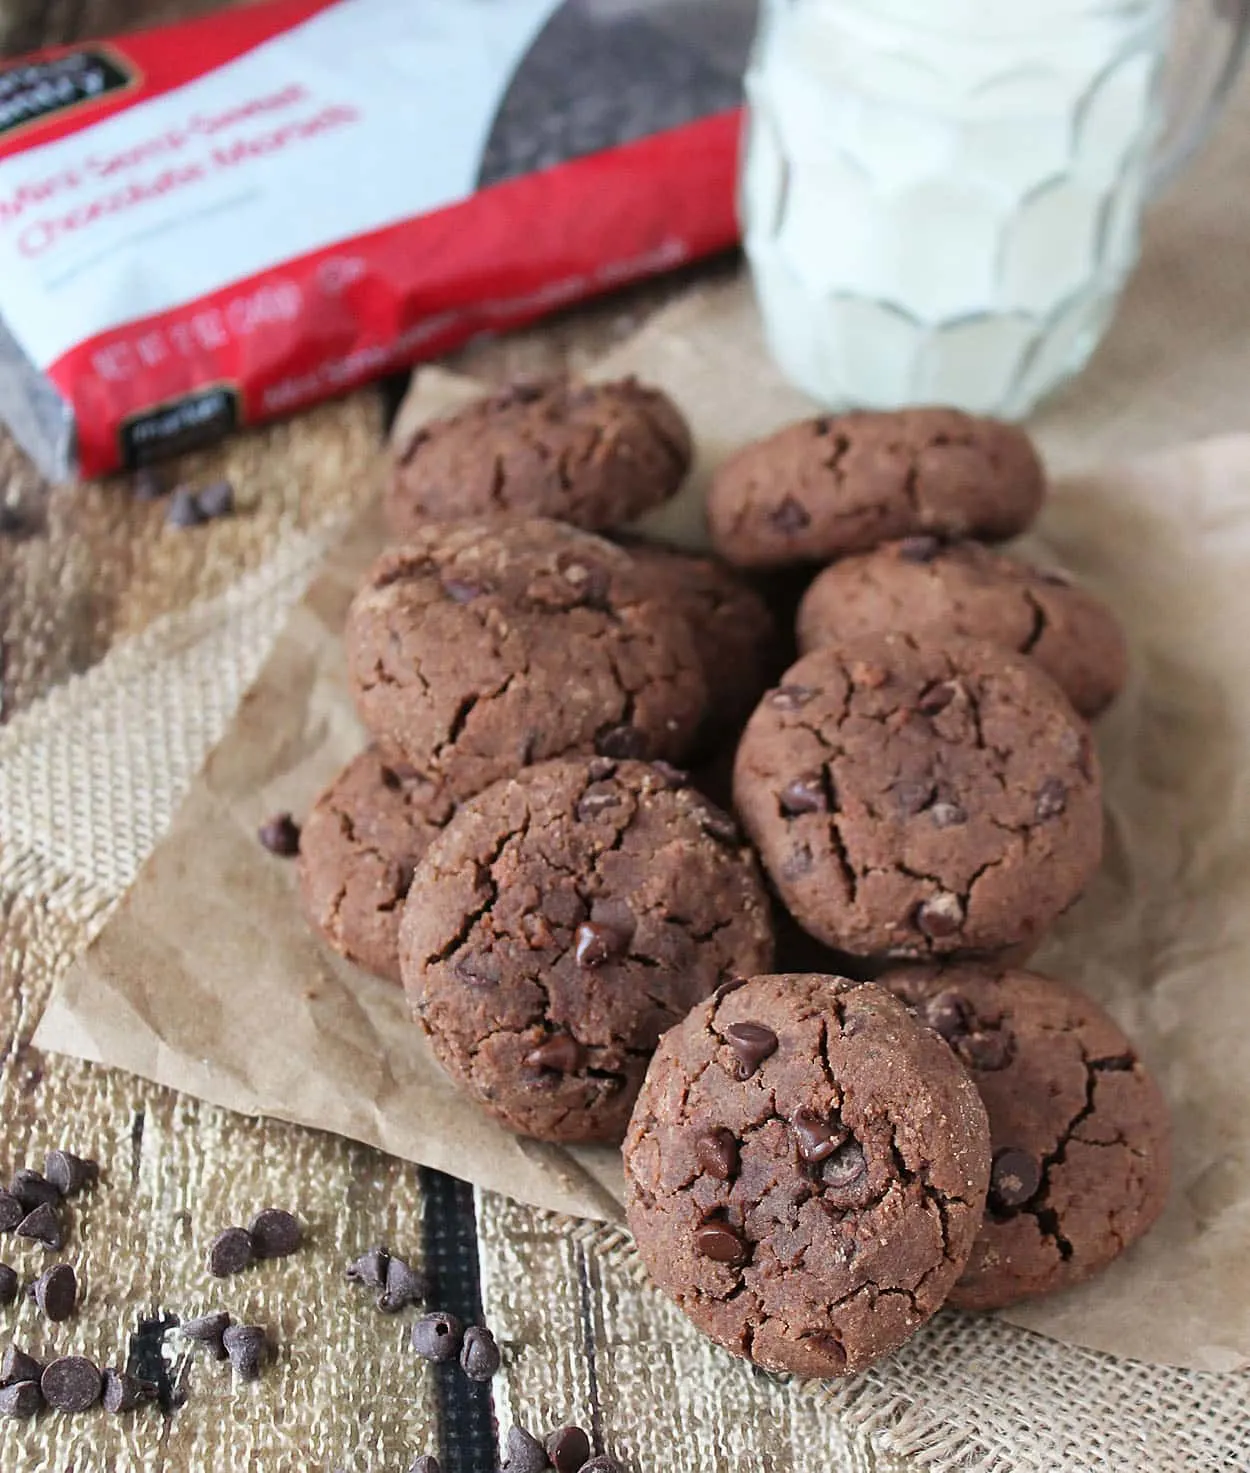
<box><xmin>295</xmin><ymin>380</ymin><xmax>1170</xmax><ymax>1383</ymax></box>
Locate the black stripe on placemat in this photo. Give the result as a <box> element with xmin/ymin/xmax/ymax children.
<box><xmin>419</xmin><ymin>1167</ymin><xmax>499</xmax><ymax>1473</ymax></box>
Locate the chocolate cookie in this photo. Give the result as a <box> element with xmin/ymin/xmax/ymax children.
<box><xmin>885</xmin><ymin>965</ymin><xmax>1171</xmax><ymax>1309</ymax></box>
<box><xmin>399</xmin><ymin>758</ymin><xmax>774</xmax><ymax>1143</ymax></box>
<box><xmin>796</xmin><ymin>539</ymin><xmax>1128</xmax><ymax>720</ymax></box>
<box><xmin>298</xmin><ymin>747</ymin><xmax>456</xmax><ymax>982</ymax></box>
<box><xmin>622</xmin><ymin>540</ymin><xmax>779</xmax><ymax>735</ymax></box>
<box><xmin>707</xmin><ymin>409</ymin><xmax>1045</xmax><ymax>569</ymax></box>
<box><xmin>623</xmin><ymin>973</ymin><xmax>990</xmax><ymax>1377</ymax></box>
<box><xmin>733</xmin><ymin>633</ymin><xmax>1103</xmax><ymax>959</ymax></box>
<box><xmin>387</xmin><ymin>377</ymin><xmax>692</xmax><ymax>538</ymax></box>
<box><xmin>346</xmin><ymin>519</ymin><xmax>707</xmax><ymax>802</ymax></box>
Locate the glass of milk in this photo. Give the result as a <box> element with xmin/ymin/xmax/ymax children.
<box><xmin>741</xmin><ymin>0</ymin><xmax>1250</xmax><ymax>415</ymax></box>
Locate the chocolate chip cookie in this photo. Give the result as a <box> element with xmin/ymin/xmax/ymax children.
<box><xmin>346</xmin><ymin>519</ymin><xmax>707</xmax><ymax>802</ymax></box>
<box><xmin>387</xmin><ymin>377</ymin><xmax>692</xmax><ymax>538</ymax></box>
<box><xmin>885</xmin><ymin>964</ymin><xmax>1171</xmax><ymax>1309</ymax></box>
<box><xmin>707</xmin><ymin>409</ymin><xmax>1045</xmax><ymax>569</ymax></box>
<box><xmin>734</xmin><ymin>633</ymin><xmax>1103</xmax><ymax>959</ymax></box>
<box><xmin>399</xmin><ymin>758</ymin><xmax>774</xmax><ymax>1143</ymax></box>
<box><xmin>796</xmin><ymin>538</ymin><xmax>1128</xmax><ymax>720</ymax></box>
<box><xmin>298</xmin><ymin>747</ymin><xmax>456</xmax><ymax>982</ymax></box>
<box><xmin>623</xmin><ymin>973</ymin><xmax>990</xmax><ymax>1377</ymax></box>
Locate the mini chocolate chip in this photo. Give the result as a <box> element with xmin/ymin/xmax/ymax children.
<box><xmin>502</xmin><ymin>1426</ymin><xmax>549</xmax><ymax>1473</ymax></box>
<box><xmin>581</xmin><ymin>1460</ymin><xmax>624</xmax><ymax>1473</ymax></box>
<box><xmin>131</xmin><ymin>468</ymin><xmax>166</xmax><ymax>501</ymax></box>
<box><xmin>958</xmin><ymin>1029</ymin><xmax>1012</xmax><ymax>1072</ymax></box>
<box><xmin>222</xmin><ymin>1324</ymin><xmax>269</xmax><ymax>1381</ymax></box>
<box><xmin>208</xmin><ymin>1226</ymin><xmax>254</xmax><ymax>1278</ymax></box>
<box><xmin>694</xmin><ymin>1221</ymin><xmax>748</xmax><ymax>1265</ymax></box>
<box><xmin>576</xmin><ymin>785</ymin><xmax>622</xmax><ymax>821</ymax></box>
<box><xmin>525</xmin><ymin>1035</ymin><xmax>585</xmax><ymax>1074</ymax></box>
<box><xmin>575</xmin><ymin>921</ymin><xmax>628</xmax><ymax>968</ymax></box>
<box><xmin>821</xmin><ymin>1139</ymin><xmax>867</xmax><ymax>1192</ymax></box>
<box><xmin>179</xmin><ymin>1310</ymin><xmax>232</xmax><ymax>1360</ymax></box>
<box><xmin>1</xmin><ymin>1346</ymin><xmax>43</xmax><ymax>1385</ymax></box>
<box><xmin>713</xmin><ymin>977</ymin><xmax>747</xmax><ymax>1001</ymax></box>
<box><xmin>0</xmin><ymin>1381</ymin><xmax>41</xmax><ymax>1418</ymax></box>
<box><xmin>258</xmin><ymin>813</ymin><xmax>301</xmax><ymax>856</ymax></box>
<box><xmin>166</xmin><ymin>486</ymin><xmax>204</xmax><ymax>529</ymax></box>
<box><xmin>248</xmin><ymin>1208</ymin><xmax>302</xmax><ymax>1260</ymax></box>
<box><xmin>896</xmin><ymin>535</ymin><xmax>941</xmax><ymax>563</ymax></box>
<box><xmin>442</xmin><ymin>577</ymin><xmax>486</xmax><ymax>604</ymax></box>
<box><xmin>0</xmin><ymin>1264</ymin><xmax>16</xmax><ymax>1305</ymax></box>
<box><xmin>780</xmin><ymin>773</ymin><xmax>828</xmax><ymax>816</ymax></box>
<box><xmin>770</xmin><ymin>684</ymin><xmax>814</xmax><ymax>711</ymax></box>
<box><xmin>695</xmin><ymin>1127</ymin><xmax>739</xmax><ymax>1181</ymax></box>
<box><xmin>791</xmin><ymin>1109</ymin><xmax>844</xmax><ymax>1164</ymax></box>
<box><xmin>917</xmin><ymin>682</ymin><xmax>956</xmax><ymax>716</ymax></box>
<box><xmin>930</xmin><ymin>801</ymin><xmax>967</xmax><ymax>829</ymax></box>
<box><xmin>16</xmin><ymin>1203</ymin><xmax>63</xmax><ymax>1250</ymax></box>
<box><xmin>1035</xmin><ymin>777</ymin><xmax>1068</xmax><ymax>821</ymax></box>
<box><xmin>409</xmin><ymin>1458</ymin><xmax>442</xmax><ymax>1473</ymax></box>
<box><xmin>989</xmin><ymin>1148</ymin><xmax>1043</xmax><ymax>1212</ymax></box>
<box><xmin>33</xmin><ymin>1263</ymin><xmax>76</xmax><ymax>1321</ymax></box>
<box><xmin>650</xmin><ymin>761</ymin><xmax>689</xmax><ymax>789</ymax></box>
<box><xmin>43</xmin><ymin>1151</ymin><xmax>98</xmax><ymax>1198</ymax></box>
<box><xmin>454</xmin><ymin>952</ymin><xmax>501</xmax><ymax>987</ymax></box>
<box><xmin>41</xmin><ymin>1355</ymin><xmax>102</xmax><ymax>1412</ymax></box>
<box><xmin>379</xmin><ymin>1255</ymin><xmax>429</xmax><ymax>1313</ymax></box>
<box><xmin>411</xmin><ymin>1311</ymin><xmax>464</xmax><ymax>1362</ymax></box>
<box><xmin>596</xmin><ymin>725</ymin><xmax>649</xmax><ymax>760</ymax></box>
<box><xmin>196</xmin><ymin>480</ymin><xmax>235</xmax><ymax>521</ymax></box>
<box><xmin>922</xmin><ymin>990</ymin><xmax>973</xmax><ymax>1042</ymax></box>
<box><xmin>804</xmin><ymin>1333</ymin><xmax>848</xmax><ymax>1372</ymax></box>
<box><xmin>586</xmin><ymin>757</ymin><xmax>617</xmax><ymax>782</ymax></box>
<box><xmin>915</xmin><ymin>892</ymin><xmax>965</xmax><ymax>940</ymax></box>
<box><xmin>722</xmin><ymin>1021</ymin><xmax>779</xmax><ymax>1079</ymax></box>
<box><xmin>345</xmin><ymin>1245</ymin><xmax>390</xmax><ymax>1289</ymax></box>
<box><xmin>102</xmin><ymin>1368</ymin><xmax>149</xmax><ymax>1414</ymax></box>
<box><xmin>769</xmin><ymin>496</ymin><xmax>810</xmax><ymax>533</ymax></box>
<box><xmin>10</xmin><ymin>1170</ymin><xmax>59</xmax><ymax>1211</ymax></box>
<box><xmin>547</xmin><ymin>1425</ymin><xmax>592</xmax><ymax>1473</ymax></box>
<box><xmin>697</xmin><ymin>804</ymin><xmax>742</xmax><ymax>845</ymax></box>
<box><xmin>0</xmin><ymin>1192</ymin><xmax>23</xmax><ymax>1232</ymax></box>
<box><xmin>460</xmin><ymin>1324</ymin><xmax>501</xmax><ymax>1381</ymax></box>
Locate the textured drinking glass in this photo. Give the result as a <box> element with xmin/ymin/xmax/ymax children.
<box><xmin>741</xmin><ymin>0</ymin><xmax>1250</xmax><ymax>416</ymax></box>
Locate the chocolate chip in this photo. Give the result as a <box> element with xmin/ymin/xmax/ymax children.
<box><xmin>41</xmin><ymin>1355</ymin><xmax>102</xmax><ymax>1412</ymax></box>
<box><xmin>770</xmin><ymin>684</ymin><xmax>814</xmax><ymax>711</ymax></box>
<box><xmin>258</xmin><ymin>813</ymin><xmax>301</xmax><ymax>856</ymax></box>
<box><xmin>16</xmin><ymin>1203</ymin><xmax>63</xmax><ymax>1249</ymax></box>
<box><xmin>101</xmin><ymin>1368</ymin><xmax>150</xmax><ymax>1413</ymax></box>
<box><xmin>547</xmin><ymin>1425</ymin><xmax>591</xmax><ymax>1473</ymax></box>
<box><xmin>697</xmin><ymin>803</ymin><xmax>742</xmax><ymax>845</ymax></box>
<box><xmin>179</xmin><ymin>1310</ymin><xmax>232</xmax><ymax>1360</ymax></box>
<box><xmin>576</xmin><ymin>784</ymin><xmax>623</xmax><ymax>821</ymax></box>
<box><xmin>196</xmin><ymin>479</ymin><xmax>235</xmax><ymax>521</ymax></box>
<box><xmin>1035</xmin><ymin>777</ymin><xmax>1068</xmax><ymax>822</ymax></box>
<box><xmin>722</xmin><ymin>1021</ymin><xmax>778</xmax><ymax>1079</ymax></box>
<box><xmin>791</xmin><ymin>1109</ymin><xmax>844</xmax><ymax>1164</ymax></box>
<box><xmin>586</xmin><ymin>757</ymin><xmax>617</xmax><ymax>782</ymax></box>
<box><xmin>896</xmin><ymin>535</ymin><xmax>941</xmax><ymax>563</ymax></box>
<box><xmin>131</xmin><ymin>468</ymin><xmax>166</xmax><ymax>501</ymax></box>
<box><xmin>694</xmin><ymin>1221</ymin><xmax>748</xmax><ymax>1265</ymax></box>
<box><xmin>0</xmin><ymin>1264</ymin><xmax>16</xmax><ymax>1305</ymax></box>
<box><xmin>1</xmin><ymin>1346</ymin><xmax>43</xmax><ymax>1385</ymax></box>
<box><xmin>780</xmin><ymin>773</ymin><xmax>828</xmax><ymax>816</ymax></box>
<box><xmin>408</xmin><ymin>1458</ymin><xmax>442</xmax><ymax>1473</ymax></box>
<box><xmin>0</xmin><ymin>1192</ymin><xmax>23</xmax><ymax>1232</ymax></box>
<box><xmin>917</xmin><ymin>682</ymin><xmax>956</xmax><ymax>716</ymax></box>
<box><xmin>442</xmin><ymin>577</ymin><xmax>486</xmax><ymax>604</ymax></box>
<box><xmin>804</xmin><ymin>1333</ymin><xmax>848</xmax><ymax>1372</ymax></box>
<box><xmin>695</xmin><ymin>1127</ymin><xmax>739</xmax><ymax>1181</ymax></box>
<box><xmin>821</xmin><ymin>1139</ymin><xmax>867</xmax><ymax>1193</ymax></box>
<box><xmin>769</xmin><ymin>496</ymin><xmax>811</xmax><ymax>533</ymax></box>
<box><xmin>43</xmin><ymin>1151</ymin><xmax>98</xmax><ymax>1198</ymax></box>
<box><xmin>989</xmin><ymin>1148</ymin><xmax>1042</xmax><ymax>1212</ymax></box>
<box><xmin>958</xmin><ymin>1029</ymin><xmax>1012</xmax><ymax>1072</ymax></box>
<box><xmin>713</xmin><ymin>977</ymin><xmax>747</xmax><ymax>1001</ymax></box>
<box><xmin>649</xmin><ymin>761</ymin><xmax>689</xmax><ymax>789</ymax></box>
<box><xmin>248</xmin><ymin>1208</ymin><xmax>302</xmax><ymax>1260</ymax></box>
<box><xmin>915</xmin><ymin>892</ymin><xmax>965</xmax><ymax>940</ymax></box>
<box><xmin>575</xmin><ymin>921</ymin><xmax>628</xmax><ymax>968</ymax></box>
<box><xmin>459</xmin><ymin>1324</ymin><xmax>501</xmax><ymax>1381</ymax></box>
<box><xmin>345</xmin><ymin>1246</ymin><xmax>390</xmax><ymax>1289</ymax></box>
<box><xmin>0</xmin><ymin>1380</ymin><xmax>41</xmax><ymax>1418</ymax></box>
<box><xmin>502</xmin><ymin>1426</ymin><xmax>549</xmax><ymax>1473</ymax></box>
<box><xmin>10</xmin><ymin>1170</ymin><xmax>59</xmax><ymax>1210</ymax></box>
<box><xmin>411</xmin><ymin>1311</ymin><xmax>464</xmax><ymax>1362</ymax></box>
<box><xmin>525</xmin><ymin>1035</ymin><xmax>585</xmax><ymax>1074</ymax></box>
<box><xmin>379</xmin><ymin>1255</ymin><xmax>429</xmax><ymax>1314</ymax></box>
<box><xmin>208</xmin><ymin>1226</ymin><xmax>254</xmax><ymax>1278</ymax></box>
<box><xmin>222</xmin><ymin>1324</ymin><xmax>269</xmax><ymax>1381</ymax></box>
<box><xmin>595</xmin><ymin>725</ymin><xmax>649</xmax><ymax>760</ymax></box>
<box><xmin>930</xmin><ymin>801</ymin><xmax>967</xmax><ymax>829</ymax></box>
<box><xmin>32</xmin><ymin>1262</ymin><xmax>76</xmax><ymax>1321</ymax></box>
<box><xmin>454</xmin><ymin>952</ymin><xmax>501</xmax><ymax>987</ymax></box>
<box><xmin>921</xmin><ymin>990</ymin><xmax>973</xmax><ymax>1042</ymax></box>
<box><xmin>166</xmin><ymin>486</ymin><xmax>205</xmax><ymax>529</ymax></box>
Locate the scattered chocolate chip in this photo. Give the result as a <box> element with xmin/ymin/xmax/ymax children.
<box><xmin>575</xmin><ymin>921</ymin><xmax>628</xmax><ymax>968</ymax></box>
<box><xmin>930</xmin><ymin>801</ymin><xmax>967</xmax><ymax>829</ymax></box>
<box><xmin>921</xmin><ymin>990</ymin><xmax>973</xmax><ymax>1042</ymax></box>
<box><xmin>222</xmin><ymin>1324</ymin><xmax>269</xmax><ymax>1381</ymax></box>
<box><xmin>0</xmin><ymin>1381</ymin><xmax>41</xmax><ymax>1418</ymax></box>
<box><xmin>547</xmin><ymin>1425</ymin><xmax>591</xmax><ymax>1473</ymax></box>
<box><xmin>442</xmin><ymin>577</ymin><xmax>486</xmax><ymax>604</ymax></box>
<box><xmin>0</xmin><ymin>1265</ymin><xmax>15</xmax><ymax>1305</ymax></box>
<box><xmin>896</xmin><ymin>535</ymin><xmax>941</xmax><ymax>563</ymax></box>
<box><xmin>454</xmin><ymin>952</ymin><xmax>501</xmax><ymax>987</ymax></box>
<box><xmin>43</xmin><ymin>1151</ymin><xmax>98</xmax><ymax>1198</ymax></box>
<box><xmin>722</xmin><ymin>1021</ymin><xmax>778</xmax><ymax>1079</ymax></box>
<box><xmin>411</xmin><ymin>1311</ymin><xmax>464</xmax><ymax>1363</ymax></box>
<box><xmin>917</xmin><ymin>682</ymin><xmax>956</xmax><ymax>716</ymax></box>
<box><xmin>575</xmin><ymin>785</ymin><xmax>623</xmax><ymax>822</ymax></box>
<box><xmin>1035</xmin><ymin>777</ymin><xmax>1068</xmax><ymax>822</ymax></box>
<box><xmin>196</xmin><ymin>480</ymin><xmax>235</xmax><ymax>521</ymax></box>
<box><xmin>779</xmin><ymin>773</ymin><xmax>828</xmax><ymax>816</ymax></box>
<box><xmin>179</xmin><ymin>1310</ymin><xmax>232</xmax><ymax>1360</ymax></box>
<box><xmin>525</xmin><ymin>1034</ymin><xmax>585</xmax><ymax>1075</ymax></box>
<box><xmin>101</xmin><ymin>1368</ymin><xmax>151</xmax><ymax>1414</ymax></box>
<box><xmin>379</xmin><ymin>1255</ymin><xmax>428</xmax><ymax>1314</ymax></box>
<box><xmin>248</xmin><ymin>1208</ymin><xmax>302</xmax><ymax>1260</ymax></box>
<box><xmin>257</xmin><ymin>813</ymin><xmax>301</xmax><ymax>857</ymax></box>
<box><xmin>502</xmin><ymin>1425</ymin><xmax>549</xmax><ymax>1473</ymax></box>
<box><xmin>713</xmin><ymin>977</ymin><xmax>747</xmax><ymax>1002</ymax></box>
<box><xmin>408</xmin><ymin>1458</ymin><xmax>442</xmax><ymax>1473</ymax></box>
<box><xmin>1</xmin><ymin>1346</ymin><xmax>43</xmax><ymax>1385</ymax></box>
<box><xmin>988</xmin><ymin>1148</ymin><xmax>1042</xmax><ymax>1212</ymax></box>
<box><xmin>649</xmin><ymin>761</ymin><xmax>689</xmax><ymax>789</ymax></box>
<box><xmin>821</xmin><ymin>1139</ymin><xmax>867</xmax><ymax>1193</ymax></box>
<box><xmin>915</xmin><ymin>892</ymin><xmax>965</xmax><ymax>940</ymax></box>
<box><xmin>769</xmin><ymin>496</ymin><xmax>811</xmax><ymax>533</ymax></box>
<box><xmin>770</xmin><ymin>684</ymin><xmax>814</xmax><ymax>711</ymax></box>
<box><xmin>595</xmin><ymin>725</ymin><xmax>649</xmax><ymax>760</ymax></box>
<box><xmin>791</xmin><ymin>1109</ymin><xmax>844</xmax><ymax>1164</ymax></box>
<box><xmin>41</xmin><ymin>1355</ymin><xmax>102</xmax><ymax>1412</ymax></box>
<box><xmin>958</xmin><ymin>1029</ymin><xmax>1013</xmax><ymax>1072</ymax></box>
<box><xmin>0</xmin><ymin>1192</ymin><xmax>23</xmax><ymax>1233</ymax></box>
<box><xmin>345</xmin><ymin>1246</ymin><xmax>390</xmax><ymax>1289</ymax></box>
<box><xmin>697</xmin><ymin>804</ymin><xmax>742</xmax><ymax>845</ymax></box>
<box><xmin>131</xmin><ymin>468</ymin><xmax>166</xmax><ymax>501</ymax></box>
<box><xmin>10</xmin><ymin>1171</ymin><xmax>59</xmax><ymax>1211</ymax></box>
<box><xmin>695</xmin><ymin>1127</ymin><xmax>738</xmax><ymax>1181</ymax></box>
<box><xmin>166</xmin><ymin>486</ymin><xmax>204</xmax><ymax>529</ymax></box>
<box><xmin>459</xmin><ymin>1324</ymin><xmax>501</xmax><ymax>1381</ymax></box>
<box><xmin>586</xmin><ymin>757</ymin><xmax>617</xmax><ymax>782</ymax></box>
<box><xmin>694</xmin><ymin>1221</ymin><xmax>748</xmax><ymax>1265</ymax></box>
<box><xmin>208</xmin><ymin>1226</ymin><xmax>254</xmax><ymax>1278</ymax></box>
<box><xmin>32</xmin><ymin>1263</ymin><xmax>76</xmax><ymax>1321</ymax></box>
<box><xmin>16</xmin><ymin>1203</ymin><xmax>63</xmax><ymax>1250</ymax></box>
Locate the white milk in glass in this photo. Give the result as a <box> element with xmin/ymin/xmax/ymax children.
<box><xmin>741</xmin><ymin>0</ymin><xmax>1173</xmax><ymax>415</ymax></box>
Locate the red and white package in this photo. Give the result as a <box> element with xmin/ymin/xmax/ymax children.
<box><xmin>0</xmin><ymin>0</ymin><xmax>752</xmax><ymax>480</ymax></box>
